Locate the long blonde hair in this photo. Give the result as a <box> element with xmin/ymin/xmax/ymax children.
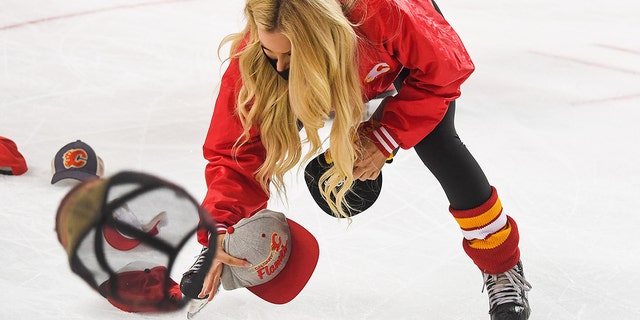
<box><xmin>221</xmin><ymin>0</ymin><xmax>364</xmax><ymax>218</ymax></box>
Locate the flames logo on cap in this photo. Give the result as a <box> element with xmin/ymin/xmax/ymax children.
<box><xmin>63</xmin><ymin>149</ymin><xmax>89</xmax><ymax>169</ymax></box>
<box><xmin>254</xmin><ymin>233</ymin><xmax>288</xmax><ymax>281</ymax></box>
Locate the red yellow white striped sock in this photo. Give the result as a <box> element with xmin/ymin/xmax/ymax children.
<box><xmin>449</xmin><ymin>187</ymin><xmax>520</xmax><ymax>274</ymax></box>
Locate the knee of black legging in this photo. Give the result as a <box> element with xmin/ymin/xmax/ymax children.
<box><xmin>415</xmin><ymin>134</ymin><xmax>465</xmax><ymax>155</ymax></box>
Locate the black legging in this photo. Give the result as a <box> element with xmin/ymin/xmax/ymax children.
<box><xmin>413</xmin><ymin>101</ymin><xmax>492</xmax><ymax>210</ymax></box>
<box><xmin>394</xmin><ymin>0</ymin><xmax>493</xmax><ymax>210</ymax></box>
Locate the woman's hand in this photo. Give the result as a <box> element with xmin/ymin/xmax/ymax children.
<box><xmin>199</xmin><ymin>234</ymin><xmax>252</xmax><ymax>301</ymax></box>
<box><xmin>353</xmin><ymin>134</ymin><xmax>388</xmax><ymax>181</ymax></box>
<box><xmin>353</xmin><ymin>97</ymin><xmax>391</xmax><ymax>181</ymax></box>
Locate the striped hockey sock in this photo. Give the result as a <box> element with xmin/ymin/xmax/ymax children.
<box><xmin>450</xmin><ymin>187</ymin><xmax>520</xmax><ymax>274</ymax></box>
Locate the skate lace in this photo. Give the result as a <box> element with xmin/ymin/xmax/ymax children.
<box><xmin>483</xmin><ymin>265</ymin><xmax>532</xmax><ymax>311</ymax></box>
<box><xmin>186</xmin><ymin>247</ymin><xmax>209</xmax><ymax>274</ymax></box>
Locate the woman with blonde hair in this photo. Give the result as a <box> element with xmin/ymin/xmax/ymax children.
<box><xmin>182</xmin><ymin>0</ymin><xmax>532</xmax><ymax>319</ymax></box>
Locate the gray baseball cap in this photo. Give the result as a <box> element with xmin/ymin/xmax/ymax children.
<box><xmin>221</xmin><ymin>209</ymin><xmax>319</xmax><ymax>304</ymax></box>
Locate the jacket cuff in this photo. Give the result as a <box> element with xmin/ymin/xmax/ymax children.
<box><xmin>215</xmin><ymin>223</ymin><xmax>229</xmax><ymax>235</ymax></box>
<box><xmin>368</xmin><ymin>125</ymin><xmax>399</xmax><ymax>157</ymax></box>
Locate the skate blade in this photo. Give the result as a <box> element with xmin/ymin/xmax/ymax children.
<box><xmin>186</xmin><ymin>299</ymin><xmax>209</xmax><ymax>319</ymax></box>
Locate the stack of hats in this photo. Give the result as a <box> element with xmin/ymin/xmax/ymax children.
<box><xmin>55</xmin><ymin>171</ymin><xmax>217</xmax><ymax>312</ymax></box>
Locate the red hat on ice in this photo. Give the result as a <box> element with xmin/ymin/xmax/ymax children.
<box><xmin>0</xmin><ymin>136</ymin><xmax>27</xmax><ymax>176</ymax></box>
<box><xmin>220</xmin><ymin>209</ymin><xmax>320</xmax><ymax>304</ymax></box>
<box><xmin>98</xmin><ymin>262</ymin><xmax>183</xmax><ymax>313</ymax></box>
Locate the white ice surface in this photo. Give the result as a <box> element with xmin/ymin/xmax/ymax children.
<box><xmin>1</xmin><ymin>0</ymin><xmax>640</xmax><ymax>319</ymax></box>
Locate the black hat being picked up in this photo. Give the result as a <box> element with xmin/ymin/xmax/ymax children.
<box><xmin>304</xmin><ymin>152</ymin><xmax>382</xmax><ymax>218</ymax></box>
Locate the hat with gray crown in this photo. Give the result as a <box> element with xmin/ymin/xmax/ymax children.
<box><xmin>220</xmin><ymin>209</ymin><xmax>319</xmax><ymax>304</ymax></box>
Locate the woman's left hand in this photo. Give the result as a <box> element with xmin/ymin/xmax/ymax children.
<box><xmin>353</xmin><ymin>135</ymin><xmax>388</xmax><ymax>181</ymax></box>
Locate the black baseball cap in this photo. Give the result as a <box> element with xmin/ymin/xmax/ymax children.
<box><xmin>51</xmin><ymin>140</ymin><xmax>104</xmax><ymax>184</ymax></box>
<box><xmin>304</xmin><ymin>152</ymin><xmax>382</xmax><ymax>217</ymax></box>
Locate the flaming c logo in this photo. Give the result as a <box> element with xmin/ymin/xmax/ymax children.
<box><xmin>365</xmin><ymin>62</ymin><xmax>391</xmax><ymax>83</ymax></box>
<box><xmin>63</xmin><ymin>149</ymin><xmax>89</xmax><ymax>169</ymax></box>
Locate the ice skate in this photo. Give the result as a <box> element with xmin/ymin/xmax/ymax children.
<box><xmin>483</xmin><ymin>261</ymin><xmax>532</xmax><ymax>320</ymax></box>
<box><xmin>181</xmin><ymin>245</ymin><xmax>220</xmax><ymax>319</ymax></box>
<box><xmin>180</xmin><ymin>246</ymin><xmax>211</xmax><ymax>300</ymax></box>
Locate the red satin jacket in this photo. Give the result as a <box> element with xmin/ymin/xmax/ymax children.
<box><xmin>198</xmin><ymin>0</ymin><xmax>474</xmax><ymax>243</ymax></box>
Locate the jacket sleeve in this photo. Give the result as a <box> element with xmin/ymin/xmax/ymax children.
<box><xmin>198</xmin><ymin>57</ymin><xmax>269</xmax><ymax>243</ymax></box>
<box><xmin>367</xmin><ymin>0</ymin><xmax>475</xmax><ymax>156</ymax></box>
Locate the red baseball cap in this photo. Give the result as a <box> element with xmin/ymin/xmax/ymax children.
<box><xmin>102</xmin><ymin>211</ymin><xmax>166</xmax><ymax>251</ymax></box>
<box><xmin>98</xmin><ymin>262</ymin><xmax>183</xmax><ymax>312</ymax></box>
<box><xmin>0</xmin><ymin>137</ymin><xmax>27</xmax><ymax>175</ymax></box>
<box><xmin>220</xmin><ymin>209</ymin><xmax>320</xmax><ymax>304</ymax></box>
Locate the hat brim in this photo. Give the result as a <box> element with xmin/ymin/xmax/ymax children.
<box><xmin>246</xmin><ymin>218</ymin><xmax>319</xmax><ymax>304</ymax></box>
<box><xmin>102</xmin><ymin>220</ymin><xmax>161</xmax><ymax>251</ymax></box>
<box><xmin>304</xmin><ymin>153</ymin><xmax>382</xmax><ymax>217</ymax></box>
<box><xmin>51</xmin><ymin>170</ymin><xmax>99</xmax><ymax>184</ymax></box>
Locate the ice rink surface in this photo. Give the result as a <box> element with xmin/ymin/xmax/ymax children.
<box><xmin>1</xmin><ymin>0</ymin><xmax>639</xmax><ymax>319</ymax></box>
